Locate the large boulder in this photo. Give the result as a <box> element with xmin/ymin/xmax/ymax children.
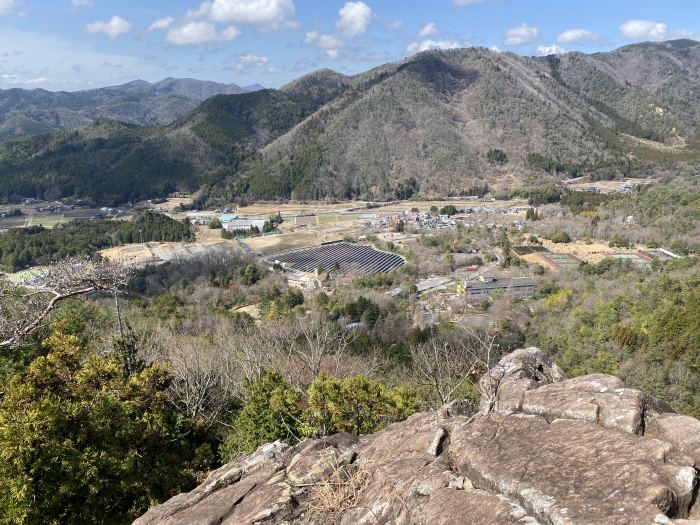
<box><xmin>134</xmin><ymin>410</ymin><xmax>539</xmax><ymax>525</ymax></box>
<box><xmin>133</xmin><ymin>441</ymin><xmax>292</xmax><ymax>525</ymax></box>
<box><xmin>450</xmin><ymin>412</ymin><xmax>697</xmax><ymax>523</ymax></box>
<box><xmin>519</xmin><ymin>373</ymin><xmax>675</xmax><ymax>434</ymax></box>
<box><xmin>134</xmin><ymin>348</ymin><xmax>700</xmax><ymax>525</ymax></box>
<box><xmin>646</xmin><ymin>413</ymin><xmax>700</xmax><ymax>465</ymax></box>
<box><xmin>479</xmin><ymin>347</ymin><xmax>567</xmax><ymax>412</ymax></box>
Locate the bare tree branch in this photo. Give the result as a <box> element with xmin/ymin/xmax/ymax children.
<box><xmin>408</xmin><ymin>328</ymin><xmax>499</xmax><ymax>408</ymax></box>
<box><xmin>0</xmin><ymin>258</ymin><xmax>132</xmax><ymax>349</ymax></box>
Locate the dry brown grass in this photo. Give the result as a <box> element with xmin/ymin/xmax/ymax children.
<box><xmin>308</xmin><ymin>463</ymin><xmax>372</xmax><ymax>524</ymax></box>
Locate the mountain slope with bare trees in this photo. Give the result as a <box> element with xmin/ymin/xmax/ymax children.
<box><xmin>2</xmin><ymin>40</ymin><xmax>700</xmax><ymax>205</ymax></box>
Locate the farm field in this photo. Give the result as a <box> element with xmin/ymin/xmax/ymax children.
<box><xmin>540</xmin><ymin>238</ymin><xmax>644</xmax><ymax>264</ymax></box>
<box><xmin>519</xmin><ymin>237</ymin><xmax>649</xmax><ymax>267</ymax></box>
<box><xmin>0</xmin><ymin>215</ymin><xmax>26</xmax><ymax>229</ymax></box>
<box><xmin>148</xmin><ymin>197</ymin><xmax>194</xmax><ymax>212</ymax></box>
<box><xmin>0</xmin><ymin>202</ymin><xmax>134</xmax><ymax>230</ymax></box>
<box><xmin>234</xmin><ymin>201</ymin><xmax>359</xmax><ymax>218</ymax></box>
<box><xmin>241</xmin><ymin>231</ymin><xmax>331</xmax><ymax>255</ymax></box>
<box><xmin>373</xmin><ymin>198</ymin><xmax>528</xmax><ymax>213</ymax></box>
<box><xmin>565</xmin><ymin>178</ymin><xmax>654</xmax><ymax>194</ymax></box>
<box><xmin>208</xmin><ymin>198</ymin><xmax>529</xmax><ymax>220</ymax></box>
<box><xmin>98</xmin><ymin>239</ymin><xmax>234</xmax><ymax>265</ymax></box>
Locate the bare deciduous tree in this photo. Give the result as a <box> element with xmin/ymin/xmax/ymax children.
<box><xmin>288</xmin><ymin>313</ymin><xmax>355</xmax><ymax>386</ymax></box>
<box><xmin>0</xmin><ymin>258</ymin><xmax>132</xmax><ymax>349</ymax></box>
<box><xmin>409</xmin><ymin>328</ymin><xmax>499</xmax><ymax>408</ymax></box>
<box><xmin>230</xmin><ymin>322</ymin><xmax>294</xmax><ymax>388</ymax></box>
<box><xmin>165</xmin><ymin>338</ymin><xmax>242</xmax><ymax>427</ymax></box>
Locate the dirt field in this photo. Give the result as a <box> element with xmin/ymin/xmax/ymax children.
<box><xmin>370</xmin><ymin>198</ymin><xmax>529</xmax><ymax>213</ymax></box>
<box><xmin>193</xmin><ymin>226</ymin><xmax>225</xmax><ymax>242</ymax></box>
<box><xmin>99</xmin><ymin>244</ymin><xmax>155</xmax><ymax>264</ymax></box>
<box><xmin>232</xmin><ymin>304</ymin><xmax>260</xmax><ymax>319</ymax></box>
<box><xmin>522</xmin><ymin>237</ymin><xmax>646</xmax><ymax>265</ymax></box>
<box><xmin>566</xmin><ymin>178</ymin><xmax>654</xmax><ymax>194</ymax></box>
<box><xmin>99</xmin><ymin>239</ymin><xmax>235</xmax><ymax>265</ymax></box>
<box><xmin>241</xmin><ymin>231</ymin><xmax>329</xmax><ymax>255</ymax></box>
<box><xmin>234</xmin><ymin>201</ymin><xmax>359</xmax><ymax>218</ymax></box>
<box><xmin>149</xmin><ymin>197</ymin><xmax>194</xmax><ymax>212</ymax></box>
<box><xmin>222</xmin><ymin>198</ymin><xmax>529</xmax><ymax>218</ymax></box>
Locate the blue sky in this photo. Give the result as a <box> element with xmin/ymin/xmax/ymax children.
<box><xmin>1</xmin><ymin>0</ymin><xmax>699</xmax><ymax>91</ymax></box>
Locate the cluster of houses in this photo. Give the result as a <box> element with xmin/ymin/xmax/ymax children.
<box><xmin>370</xmin><ymin>208</ymin><xmax>530</xmax><ymax>231</ymax></box>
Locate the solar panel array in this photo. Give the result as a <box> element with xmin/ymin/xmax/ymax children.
<box><xmin>272</xmin><ymin>242</ymin><xmax>405</xmax><ymax>275</ymax></box>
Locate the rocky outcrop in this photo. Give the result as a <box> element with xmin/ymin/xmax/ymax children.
<box><xmin>135</xmin><ymin>348</ymin><xmax>700</xmax><ymax>525</ymax></box>
<box><xmin>478</xmin><ymin>346</ymin><xmax>567</xmax><ymax>413</ymax></box>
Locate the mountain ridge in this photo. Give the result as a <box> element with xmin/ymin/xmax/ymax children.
<box><xmin>0</xmin><ymin>77</ymin><xmax>250</xmax><ymax>139</ymax></box>
<box><xmin>1</xmin><ymin>40</ymin><xmax>699</xmax><ymax>206</ymax></box>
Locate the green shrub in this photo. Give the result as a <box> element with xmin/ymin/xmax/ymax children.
<box><xmin>486</xmin><ymin>148</ymin><xmax>507</xmax><ymax>165</ymax></box>
<box><xmin>547</xmin><ymin>230</ymin><xmax>571</xmax><ymax>243</ymax></box>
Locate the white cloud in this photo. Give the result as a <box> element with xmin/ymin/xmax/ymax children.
<box><xmin>503</xmin><ymin>23</ymin><xmax>539</xmax><ymax>46</ymax></box>
<box><xmin>406</xmin><ymin>39</ymin><xmax>461</xmax><ymax>55</ymax></box>
<box><xmin>387</xmin><ymin>19</ymin><xmax>404</xmax><ymax>31</ymax></box>
<box><xmin>302</xmin><ymin>1</ymin><xmax>373</xmax><ymax>59</ymax></box>
<box><xmin>303</xmin><ymin>30</ymin><xmax>342</xmax><ymax>49</ymax></box>
<box><xmin>238</xmin><ymin>53</ymin><xmax>269</xmax><ymax>66</ymax></box>
<box><xmin>418</xmin><ymin>22</ymin><xmax>438</xmax><ymax>37</ymax></box>
<box><xmin>619</xmin><ymin>20</ymin><xmax>668</xmax><ymax>42</ymax></box>
<box><xmin>336</xmin><ymin>1</ymin><xmax>373</xmax><ymax>37</ymax></box>
<box><xmin>453</xmin><ymin>0</ymin><xmax>488</xmax><ymax>5</ymax></box>
<box><xmin>0</xmin><ymin>0</ymin><xmax>20</xmax><ymax>16</ymax></box>
<box><xmin>166</xmin><ymin>21</ymin><xmax>239</xmax><ymax>45</ymax></box>
<box><xmin>265</xmin><ymin>66</ymin><xmax>283</xmax><ymax>74</ymax></box>
<box><xmin>304</xmin><ymin>30</ymin><xmax>343</xmax><ymax>59</ymax></box>
<box><xmin>85</xmin><ymin>16</ymin><xmax>132</xmax><ymax>38</ymax></box>
<box><xmin>0</xmin><ymin>27</ymin><xmax>167</xmax><ymax>90</ymax></box>
<box><xmin>148</xmin><ymin>17</ymin><xmax>174</xmax><ymax>32</ymax></box>
<box><xmin>536</xmin><ymin>43</ymin><xmax>566</xmax><ymax>55</ymax></box>
<box><xmin>71</xmin><ymin>0</ymin><xmax>93</xmax><ymax>7</ymax></box>
<box><xmin>221</xmin><ymin>26</ymin><xmax>241</xmax><ymax>39</ymax></box>
<box><xmin>0</xmin><ymin>73</ymin><xmax>51</xmax><ymax>85</ymax></box>
<box><xmin>187</xmin><ymin>2</ymin><xmax>212</xmax><ymax>19</ymax></box>
<box><xmin>208</xmin><ymin>0</ymin><xmax>295</xmax><ymax>31</ymax></box>
<box><xmin>556</xmin><ymin>28</ymin><xmax>601</xmax><ymax>45</ymax></box>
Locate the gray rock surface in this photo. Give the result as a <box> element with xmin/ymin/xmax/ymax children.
<box><xmin>520</xmin><ymin>373</ymin><xmax>675</xmax><ymax>434</ymax></box>
<box><xmin>479</xmin><ymin>347</ymin><xmax>567</xmax><ymax>412</ymax></box>
<box><xmin>646</xmin><ymin>413</ymin><xmax>700</xmax><ymax>464</ymax></box>
<box><xmin>451</xmin><ymin>413</ymin><xmax>696</xmax><ymax>524</ymax></box>
<box><xmin>134</xmin><ymin>347</ymin><xmax>700</xmax><ymax>525</ymax></box>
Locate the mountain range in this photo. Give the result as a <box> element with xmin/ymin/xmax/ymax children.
<box><xmin>1</xmin><ymin>39</ymin><xmax>699</xmax><ymax>206</ymax></box>
<box><xmin>0</xmin><ymin>78</ymin><xmax>258</xmax><ymax>139</ymax></box>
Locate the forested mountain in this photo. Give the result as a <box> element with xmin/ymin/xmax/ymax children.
<box><xmin>1</xmin><ymin>40</ymin><xmax>699</xmax><ymax>206</ymax></box>
<box><xmin>0</xmin><ymin>78</ymin><xmax>249</xmax><ymax>139</ymax></box>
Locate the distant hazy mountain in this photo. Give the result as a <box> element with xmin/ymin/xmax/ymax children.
<box><xmin>0</xmin><ymin>78</ymin><xmax>249</xmax><ymax>139</ymax></box>
<box><xmin>1</xmin><ymin>40</ymin><xmax>699</xmax><ymax>206</ymax></box>
<box><xmin>243</xmin><ymin>84</ymin><xmax>267</xmax><ymax>92</ymax></box>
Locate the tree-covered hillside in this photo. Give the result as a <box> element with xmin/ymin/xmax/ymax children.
<box><xmin>0</xmin><ymin>78</ymin><xmax>250</xmax><ymax>139</ymax></box>
<box><xmin>2</xmin><ymin>41</ymin><xmax>700</xmax><ymax>206</ymax></box>
<box><xmin>0</xmin><ymin>211</ymin><xmax>192</xmax><ymax>271</ymax></box>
